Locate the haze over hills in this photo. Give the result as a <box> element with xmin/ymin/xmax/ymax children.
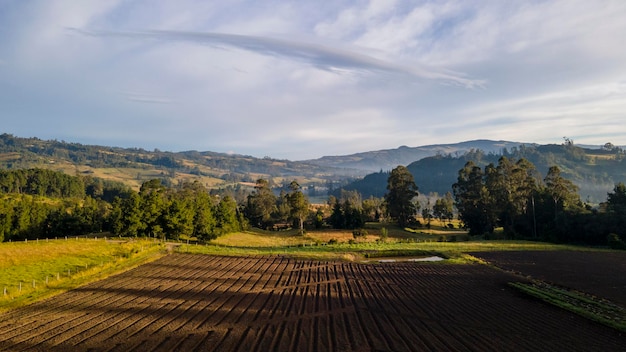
<box><xmin>305</xmin><ymin>140</ymin><xmax>535</xmax><ymax>172</ymax></box>
<box><xmin>2</xmin><ymin>133</ymin><xmax>625</xmax><ymax>204</ymax></box>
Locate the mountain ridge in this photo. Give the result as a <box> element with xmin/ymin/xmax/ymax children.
<box><xmin>304</xmin><ymin>140</ymin><xmax>537</xmax><ymax>171</ymax></box>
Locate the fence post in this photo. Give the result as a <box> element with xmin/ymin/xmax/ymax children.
<box><xmin>32</xmin><ymin>280</ymin><xmax>35</xmax><ymax>288</ymax></box>
<box><xmin>19</xmin><ymin>282</ymin><xmax>22</xmax><ymax>292</ymax></box>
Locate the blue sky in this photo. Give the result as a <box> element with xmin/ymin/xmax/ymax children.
<box><xmin>1</xmin><ymin>0</ymin><xmax>625</xmax><ymax>160</ymax></box>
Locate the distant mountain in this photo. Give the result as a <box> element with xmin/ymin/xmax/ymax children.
<box><xmin>335</xmin><ymin>143</ymin><xmax>626</xmax><ymax>204</ymax></box>
<box><xmin>0</xmin><ymin>133</ymin><xmax>364</xmax><ymax>191</ymax></box>
<box><xmin>305</xmin><ymin>140</ymin><xmax>534</xmax><ymax>172</ymax></box>
<box><xmin>4</xmin><ymin>133</ymin><xmax>625</xmax><ymax>204</ymax></box>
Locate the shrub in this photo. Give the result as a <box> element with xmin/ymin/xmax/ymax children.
<box><xmin>380</xmin><ymin>227</ymin><xmax>388</xmax><ymax>241</ymax></box>
<box><xmin>352</xmin><ymin>229</ymin><xmax>368</xmax><ymax>239</ymax></box>
<box><xmin>607</xmin><ymin>233</ymin><xmax>626</xmax><ymax>250</ymax></box>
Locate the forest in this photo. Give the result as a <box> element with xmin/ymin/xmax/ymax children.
<box><xmin>1</xmin><ymin>158</ymin><xmax>625</xmax><ymax>249</ymax></box>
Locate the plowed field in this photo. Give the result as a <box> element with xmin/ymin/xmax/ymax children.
<box><xmin>0</xmin><ymin>254</ymin><xmax>624</xmax><ymax>351</ymax></box>
<box><xmin>471</xmin><ymin>250</ymin><xmax>626</xmax><ymax>306</ymax></box>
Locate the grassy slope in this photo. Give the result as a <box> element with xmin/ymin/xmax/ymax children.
<box><xmin>0</xmin><ymin>238</ymin><xmax>165</xmax><ymax>312</ymax></box>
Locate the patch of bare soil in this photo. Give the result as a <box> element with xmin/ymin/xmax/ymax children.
<box><xmin>470</xmin><ymin>250</ymin><xmax>626</xmax><ymax>307</ymax></box>
<box><xmin>0</xmin><ymin>254</ymin><xmax>624</xmax><ymax>351</ymax></box>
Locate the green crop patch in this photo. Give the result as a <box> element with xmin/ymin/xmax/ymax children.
<box><xmin>509</xmin><ymin>281</ymin><xmax>626</xmax><ymax>333</ymax></box>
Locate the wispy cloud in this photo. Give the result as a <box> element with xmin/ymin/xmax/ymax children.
<box><xmin>123</xmin><ymin>92</ymin><xmax>174</xmax><ymax>104</ymax></box>
<box><xmin>68</xmin><ymin>28</ymin><xmax>485</xmax><ymax>89</ymax></box>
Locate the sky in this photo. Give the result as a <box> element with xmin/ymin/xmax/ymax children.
<box><xmin>1</xmin><ymin>0</ymin><xmax>626</xmax><ymax>160</ymax></box>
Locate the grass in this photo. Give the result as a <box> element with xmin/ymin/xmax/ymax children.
<box><xmin>0</xmin><ymin>238</ymin><xmax>165</xmax><ymax>312</ymax></box>
<box><xmin>179</xmin><ymin>225</ymin><xmax>583</xmax><ymax>263</ymax></box>
<box><xmin>509</xmin><ymin>281</ymin><xmax>626</xmax><ymax>333</ymax></box>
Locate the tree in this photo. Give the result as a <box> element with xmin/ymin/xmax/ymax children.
<box><xmin>162</xmin><ymin>197</ymin><xmax>194</xmax><ymax>240</ymax></box>
<box><xmin>111</xmin><ymin>192</ymin><xmax>145</xmax><ymax>237</ymax></box>
<box><xmin>139</xmin><ymin>179</ymin><xmax>166</xmax><ymax>238</ymax></box>
<box><xmin>433</xmin><ymin>192</ymin><xmax>454</xmax><ymax>224</ymax></box>
<box><xmin>544</xmin><ymin>165</ymin><xmax>580</xmax><ymax>221</ymax></box>
<box><xmin>215</xmin><ymin>196</ymin><xmax>240</xmax><ymax>235</ymax></box>
<box><xmin>453</xmin><ymin>161</ymin><xmax>495</xmax><ymax>236</ymax></box>
<box><xmin>486</xmin><ymin>157</ymin><xmax>539</xmax><ymax>236</ymax></box>
<box><xmin>287</xmin><ymin>181</ymin><xmax>309</xmax><ymax>233</ymax></box>
<box><xmin>245</xmin><ymin>179</ymin><xmax>276</xmax><ymax>229</ymax></box>
<box><xmin>190</xmin><ymin>184</ymin><xmax>217</xmax><ymax>241</ymax></box>
<box><xmin>384</xmin><ymin>166</ymin><xmax>419</xmax><ymax>227</ymax></box>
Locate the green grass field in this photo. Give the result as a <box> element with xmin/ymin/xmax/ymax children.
<box><xmin>0</xmin><ymin>238</ymin><xmax>165</xmax><ymax>312</ymax></box>
<box><xmin>179</xmin><ymin>224</ymin><xmax>583</xmax><ymax>263</ymax></box>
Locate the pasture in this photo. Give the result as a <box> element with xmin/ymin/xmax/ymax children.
<box><xmin>0</xmin><ymin>238</ymin><xmax>165</xmax><ymax>312</ymax></box>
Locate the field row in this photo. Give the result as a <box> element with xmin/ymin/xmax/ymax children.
<box><xmin>0</xmin><ymin>254</ymin><xmax>624</xmax><ymax>351</ymax></box>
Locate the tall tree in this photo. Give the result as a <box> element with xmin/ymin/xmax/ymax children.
<box><xmin>544</xmin><ymin>165</ymin><xmax>580</xmax><ymax>221</ymax></box>
<box><xmin>246</xmin><ymin>179</ymin><xmax>277</xmax><ymax>229</ymax></box>
<box><xmin>215</xmin><ymin>196</ymin><xmax>240</xmax><ymax>235</ymax></box>
<box><xmin>139</xmin><ymin>179</ymin><xmax>167</xmax><ymax>238</ymax></box>
<box><xmin>453</xmin><ymin>161</ymin><xmax>494</xmax><ymax>235</ymax></box>
<box><xmin>385</xmin><ymin>165</ymin><xmax>419</xmax><ymax>227</ymax></box>
<box><xmin>433</xmin><ymin>192</ymin><xmax>454</xmax><ymax>224</ymax></box>
<box><xmin>288</xmin><ymin>181</ymin><xmax>309</xmax><ymax>233</ymax></box>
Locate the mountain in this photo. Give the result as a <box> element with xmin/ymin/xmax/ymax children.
<box><xmin>3</xmin><ymin>133</ymin><xmax>625</xmax><ymax>204</ymax></box>
<box><xmin>305</xmin><ymin>140</ymin><xmax>534</xmax><ymax>172</ymax></box>
<box><xmin>336</xmin><ymin>144</ymin><xmax>626</xmax><ymax>204</ymax></box>
<box><xmin>0</xmin><ymin>133</ymin><xmax>365</xmax><ymax>191</ymax></box>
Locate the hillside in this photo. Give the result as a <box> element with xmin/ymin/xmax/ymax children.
<box><xmin>305</xmin><ymin>140</ymin><xmax>533</xmax><ymax>171</ymax></box>
<box><xmin>3</xmin><ymin>133</ymin><xmax>625</xmax><ymax>204</ymax></box>
<box><xmin>0</xmin><ymin>133</ymin><xmax>364</xmax><ymax>191</ymax></box>
<box><xmin>337</xmin><ymin>144</ymin><xmax>626</xmax><ymax>204</ymax></box>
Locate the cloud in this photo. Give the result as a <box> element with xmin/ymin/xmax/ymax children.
<box><xmin>2</xmin><ymin>1</ymin><xmax>626</xmax><ymax>160</ymax></box>
<box><xmin>68</xmin><ymin>28</ymin><xmax>485</xmax><ymax>88</ymax></box>
<box><xmin>123</xmin><ymin>92</ymin><xmax>174</xmax><ymax>104</ymax></box>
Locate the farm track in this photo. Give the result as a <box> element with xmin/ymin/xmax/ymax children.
<box><xmin>0</xmin><ymin>254</ymin><xmax>624</xmax><ymax>351</ymax></box>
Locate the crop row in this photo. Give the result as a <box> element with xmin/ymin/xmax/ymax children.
<box><xmin>0</xmin><ymin>254</ymin><xmax>624</xmax><ymax>351</ymax></box>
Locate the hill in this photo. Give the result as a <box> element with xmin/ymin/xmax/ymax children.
<box><xmin>3</xmin><ymin>133</ymin><xmax>625</xmax><ymax>204</ymax></box>
<box><xmin>305</xmin><ymin>140</ymin><xmax>533</xmax><ymax>171</ymax></box>
<box><xmin>0</xmin><ymin>133</ymin><xmax>364</xmax><ymax>192</ymax></box>
<box><xmin>337</xmin><ymin>144</ymin><xmax>626</xmax><ymax>204</ymax></box>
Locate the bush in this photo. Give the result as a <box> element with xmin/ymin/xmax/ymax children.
<box><xmin>328</xmin><ymin>238</ymin><xmax>338</xmax><ymax>245</ymax></box>
<box><xmin>607</xmin><ymin>233</ymin><xmax>626</xmax><ymax>250</ymax></box>
<box><xmin>380</xmin><ymin>227</ymin><xmax>388</xmax><ymax>241</ymax></box>
<box><xmin>352</xmin><ymin>229</ymin><xmax>368</xmax><ymax>239</ymax></box>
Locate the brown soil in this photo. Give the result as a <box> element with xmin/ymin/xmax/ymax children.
<box><xmin>470</xmin><ymin>250</ymin><xmax>626</xmax><ymax>306</ymax></box>
<box><xmin>0</xmin><ymin>254</ymin><xmax>624</xmax><ymax>351</ymax></box>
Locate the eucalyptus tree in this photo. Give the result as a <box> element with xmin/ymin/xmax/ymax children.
<box><xmin>433</xmin><ymin>192</ymin><xmax>454</xmax><ymax>224</ymax></box>
<box><xmin>246</xmin><ymin>179</ymin><xmax>277</xmax><ymax>229</ymax></box>
<box><xmin>385</xmin><ymin>165</ymin><xmax>419</xmax><ymax>227</ymax></box>
<box><xmin>544</xmin><ymin>165</ymin><xmax>580</xmax><ymax>221</ymax></box>
<box><xmin>288</xmin><ymin>181</ymin><xmax>309</xmax><ymax>233</ymax></box>
<box><xmin>452</xmin><ymin>161</ymin><xmax>494</xmax><ymax>235</ymax></box>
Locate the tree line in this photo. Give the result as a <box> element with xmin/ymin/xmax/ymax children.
<box><xmin>452</xmin><ymin>156</ymin><xmax>626</xmax><ymax>247</ymax></box>
<box><xmin>1</xmin><ymin>162</ymin><xmax>626</xmax><ymax>248</ymax></box>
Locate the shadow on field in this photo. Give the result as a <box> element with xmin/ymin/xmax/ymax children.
<box><xmin>0</xmin><ymin>254</ymin><xmax>625</xmax><ymax>351</ymax></box>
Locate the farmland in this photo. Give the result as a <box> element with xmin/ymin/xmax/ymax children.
<box><xmin>0</xmin><ymin>252</ymin><xmax>625</xmax><ymax>351</ymax></box>
<box><xmin>0</xmin><ymin>238</ymin><xmax>165</xmax><ymax>312</ymax></box>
